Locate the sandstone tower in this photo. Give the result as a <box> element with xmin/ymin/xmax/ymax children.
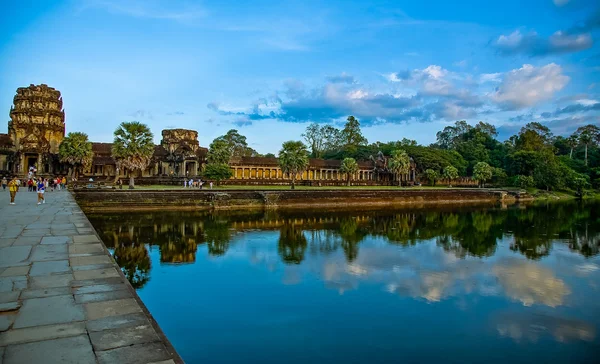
<box><xmin>8</xmin><ymin>84</ymin><xmax>66</xmax><ymax>173</ymax></box>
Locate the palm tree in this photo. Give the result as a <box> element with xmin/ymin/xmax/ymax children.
<box><xmin>576</xmin><ymin>125</ymin><xmax>600</xmax><ymax>166</ymax></box>
<box><xmin>111</xmin><ymin>122</ymin><xmax>154</xmax><ymax>189</ymax></box>
<box><xmin>566</xmin><ymin>134</ymin><xmax>578</xmax><ymax>159</ymax></box>
<box><xmin>387</xmin><ymin>149</ymin><xmax>411</xmax><ymax>186</ymax></box>
<box><xmin>340</xmin><ymin>157</ymin><xmax>359</xmax><ymax>186</ymax></box>
<box><xmin>278</xmin><ymin>140</ymin><xmax>309</xmax><ymax>190</ymax></box>
<box><xmin>58</xmin><ymin>132</ymin><xmax>93</xmax><ymax>180</ymax></box>
<box><xmin>443</xmin><ymin>165</ymin><xmax>459</xmax><ymax>187</ymax></box>
<box><xmin>473</xmin><ymin>162</ymin><xmax>493</xmax><ymax>188</ymax></box>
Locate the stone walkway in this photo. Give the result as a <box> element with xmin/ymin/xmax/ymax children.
<box><xmin>0</xmin><ymin>188</ymin><xmax>181</xmax><ymax>364</ymax></box>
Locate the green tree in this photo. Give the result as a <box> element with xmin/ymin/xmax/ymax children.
<box><xmin>443</xmin><ymin>165</ymin><xmax>459</xmax><ymax>187</ymax></box>
<box><xmin>214</xmin><ymin>129</ymin><xmax>257</xmax><ymax>157</ymax></box>
<box><xmin>340</xmin><ymin>157</ymin><xmax>359</xmax><ymax>186</ymax></box>
<box><xmin>576</xmin><ymin>125</ymin><xmax>600</xmax><ymax>166</ymax></box>
<box><xmin>278</xmin><ymin>141</ymin><xmax>309</xmax><ymax>189</ymax></box>
<box><xmin>207</xmin><ymin>139</ymin><xmax>231</xmax><ymax>165</ymax></box>
<box><xmin>340</xmin><ymin>116</ymin><xmax>368</xmax><ymax>153</ymax></box>
<box><xmin>473</xmin><ymin>162</ymin><xmax>493</xmax><ymax>188</ymax></box>
<box><xmin>202</xmin><ymin>163</ymin><xmax>232</xmax><ymax>185</ymax></box>
<box><xmin>111</xmin><ymin>122</ymin><xmax>154</xmax><ymax>189</ymax></box>
<box><xmin>58</xmin><ymin>132</ymin><xmax>93</xmax><ymax>180</ymax></box>
<box><xmin>424</xmin><ymin>169</ymin><xmax>439</xmax><ymax>186</ymax></box>
<box><xmin>264</xmin><ymin>153</ymin><xmax>276</xmax><ymax>158</ymax></box>
<box><xmin>388</xmin><ymin>149</ymin><xmax>411</xmax><ymax>186</ymax></box>
<box><xmin>566</xmin><ymin>134</ymin><xmax>579</xmax><ymax>159</ymax></box>
<box><xmin>278</xmin><ymin>224</ymin><xmax>307</xmax><ymax>264</ymax></box>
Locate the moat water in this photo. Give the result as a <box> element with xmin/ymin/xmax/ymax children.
<box><xmin>87</xmin><ymin>201</ymin><xmax>600</xmax><ymax>363</ymax></box>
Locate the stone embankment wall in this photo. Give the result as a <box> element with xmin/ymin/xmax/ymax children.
<box><xmin>73</xmin><ymin>189</ymin><xmax>531</xmax><ymax>211</ymax></box>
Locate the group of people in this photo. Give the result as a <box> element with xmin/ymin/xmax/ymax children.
<box><xmin>2</xmin><ymin>175</ymin><xmax>68</xmax><ymax>205</ymax></box>
<box><xmin>184</xmin><ymin>178</ymin><xmax>213</xmax><ymax>189</ymax></box>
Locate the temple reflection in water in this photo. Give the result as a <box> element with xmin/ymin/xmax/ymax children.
<box><xmin>89</xmin><ymin>201</ymin><xmax>600</xmax><ymax>290</ymax></box>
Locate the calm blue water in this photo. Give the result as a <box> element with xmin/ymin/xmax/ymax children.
<box><xmin>88</xmin><ymin>202</ymin><xmax>600</xmax><ymax>363</ymax></box>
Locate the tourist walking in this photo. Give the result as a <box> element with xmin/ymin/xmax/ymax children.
<box><xmin>61</xmin><ymin>176</ymin><xmax>66</xmax><ymax>189</ymax></box>
<box><xmin>2</xmin><ymin>176</ymin><xmax>7</xmax><ymax>190</ymax></box>
<box><xmin>210</xmin><ymin>181</ymin><xmax>213</xmax><ymax>189</ymax></box>
<box><xmin>37</xmin><ymin>178</ymin><xmax>45</xmax><ymax>205</ymax></box>
<box><xmin>8</xmin><ymin>176</ymin><xmax>18</xmax><ymax>205</ymax></box>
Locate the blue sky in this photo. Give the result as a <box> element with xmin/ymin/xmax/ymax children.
<box><xmin>1</xmin><ymin>0</ymin><xmax>599</xmax><ymax>153</ymax></box>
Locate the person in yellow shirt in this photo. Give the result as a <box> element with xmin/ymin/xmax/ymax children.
<box><xmin>61</xmin><ymin>176</ymin><xmax>66</xmax><ymax>190</ymax></box>
<box><xmin>8</xmin><ymin>176</ymin><xmax>19</xmax><ymax>205</ymax></box>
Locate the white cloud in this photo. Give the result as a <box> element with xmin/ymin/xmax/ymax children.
<box><xmin>492</xmin><ymin>63</ymin><xmax>570</xmax><ymax>109</ymax></box>
<box><xmin>480</xmin><ymin>73</ymin><xmax>502</xmax><ymax>83</ymax></box>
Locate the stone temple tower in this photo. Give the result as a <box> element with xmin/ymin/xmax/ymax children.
<box><xmin>8</xmin><ymin>84</ymin><xmax>66</xmax><ymax>174</ymax></box>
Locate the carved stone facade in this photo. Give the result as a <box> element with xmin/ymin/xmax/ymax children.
<box><xmin>0</xmin><ymin>84</ymin><xmax>66</xmax><ymax>174</ymax></box>
<box><xmin>1</xmin><ymin>84</ymin><xmax>417</xmax><ymax>185</ymax></box>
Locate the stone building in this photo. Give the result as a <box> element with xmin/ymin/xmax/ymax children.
<box><xmin>1</xmin><ymin>84</ymin><xmax>417</xmax><ymax>185</ymax></box>
<box><xmin>0</xmin><ymin>84</ymin><xmax>67</xmax><ymax>175</ymax></box>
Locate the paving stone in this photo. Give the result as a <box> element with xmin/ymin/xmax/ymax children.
<box><xmin>73</xmin><ymin>268</ymin><xmax>120</xmax><ymax>281</ymax></box>
<box><xmin>71</xmin><ymin>276</ymin><xmax>125</xmax><ymax>288</ymax></box>
<box><xmin>69</xmin><ymin>244</ymin><xmax>104</xmax><ymax>256</ymax></box>
<box><xmin>40</xmin><ymin>236</ymin><xmax>72</xmax><ymax>245</ymax></box>
<box><xmin>74</xmin><ymin>222</ymin><xmax>88</xmax><ymax>228</ymax></box>
<box><xmin>1</xmin><ymin>230</ymin><xmax>22</xmax><ymax>239</ymax></box>
<box><xmin>0</xmin><ymin>322</ymin><xmax>86</xmax><ymax>346</ymax></box>
<box><xmin>0</xmin><ymin>238</ymin><xmax>15</xmax><ymax>248</ymax></box>
<box><xmin>49</xmin><ymin>223</ymin><xmax>76</xmax><ymax>230</ymax></box>
<box><xmin>25</xmin><ymin>223</ymin><xmax>52</xmax><ymax>229</ymax></box>
<box><xmin>0</xmin><ymin>302</ymin><xmax>20</xmax><ymax>312</ymax></box>
<box><xmin>72</xmin><ymin>263</ymin><xmax>114</xmax><ymax>271</ymax></box>
<box><xmin>89</xmin><ymin>323</ymin><xmax>160</xmax><ymax>351</ymax></box>
<box><xmin>30</xmin><ymin>244</ymin><xmax>68</xmax><ymax>262</ymax></box>
<box><xmin>0</xmin><ymin>266</ymin><xmax>30</xmax><ymax>277</ymax></box>
<box><xmin>13</xmin><ymin>295</ymin><xmax>84</xmax><ymax>329</ymax></box>
<box><xmin>148</xmin><ymin>360</ymin><xmax>177</xmax><ymax>364</ymax></box>
<box><xmin>70</xmin><ymin>255</ymin><xmax>112</xmax><ymax>266</ymax></box>
<box><xmin>0</xmin><ymin>276</ymin><xmax>27</xmax><ymax>293</ymax></box>
<box><xmin>29</xmin><ymin>260</ymin><xmax>70</xmax><ymax>276</ymax></box>
<box><xmin>20</xmin><ymin>287</ymin><xmax>71</xmax><ymax>299</ymax></box>
<box><xmin>20</xmin><ymin>229</ymin><xmax>50</xmax><ymax>237</ymax></box>
<box><xmin>0</xmin><ymin>291</ymin><xmax>19</xmax><ymax>304</ymax></box>
<box><xmin>0</xmin><ymin>247</ymin><xmax>32</xmax><ymax>268</ymax></box>
<box><xmin>0</xmin><ymin>313</ymin><xmax>16</xmax><ymax>331</ymax></box>
<box><xmin>3</xmin><ymin>334</ymin><xmax>96</xmax><ymax>364</ymax></box>
<box><xmin>85</xmin><ymin>298</ymin><xmax>142</xmax><ymax>321</ymax></box>
<box><xmin>29</xmin><ymin>273</ymin><xmax>73</xmax><ymax>289</ymax></box>
<box><xmin>72</xmin><ymin>235</ymin><xmax>99</xmax><ymax>244</ymax></box>
<box><xmin>73</xmin><ymin>283</ymin><xmax>129</xmax><ymax>295</ymax></box>
<box><xmin>50</xmin><ymin>230</ymin><xmax>78</xmax><ymax>236</ymax></box>
<box><xmin>86</xmin><ymin>312</ymin><xmax>150</xmax><ymax>332</ymax></box>
<box><xmin>96</xmin><ymin>342</ymin><xmax>171</xmax><ymax>364</ymax></box>
<box><xmin>77</xmin><ymin>228</ymin><xmax>94</xmax><ymax>234</ymax></box>
<box><xmin>75</xmin><ymin>289</ymin><xmax>133</xmax><ymax>304</ymax></box>
<box><xmin>11</xmin><ymin>236</ymin><xmax>41</xmax><ymax>246</ymax></box>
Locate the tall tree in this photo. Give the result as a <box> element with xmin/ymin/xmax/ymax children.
<box><xmin>214</xmin><ymin>129</ymin><xmax>257</xmax><ymax>157</ymax></box>
<box><xmin>111</xmin><ymin>121</ymin><xmax>154</xmax><ymax>189</ymax></box>
<box><xmin>207</xmin><ymin>139</ymin><xmax>231</xmax><ymax>165</ymax></box>
<box><xmin>473</xmin><ymin>162</ymin><xmax>493</xmax><ymax>188</ymax></box>
<box><xmin>58</xmin><ymin>132</ymin><xmax>93</xmax><ymax>180</ymax></box>
<box><xmin>566</xmin><ymin>134</ymin><xmax>579</xmax><ymax>159</ymax></box>
<box><xmin>388</xmin><ymin>149</ymin><xmax>411</xmax><ymax>186</ymax></box>
<box><xmin>341</xmin><ymin>116</ymin><xmax>367</xmax><ymax>153</ymax></box>
<box><xmin>278</xmin><ymin>141</ymin><xmax>309</xmax><ymax>190</ymax></box>
<box><xmin>576</xmin><ymin>125</ymin><xmax>600</xmax><ymax>166</ymax></box>
<box><xmin>516</xmin><ymin>122</ymin><xmax>553</xmax><ymax>151</ymax></box>
<box><xmin>424</xmin><ymin>169</ymin><xmax>439</xmax><ymax>186</ymax></box>
<box><xmin>435</xmin><ymin>120</ymin><xmax>473</xmax><ymax>149</ymax></box>
<box><xmin>443</xmin><ymin>165</ymin><xmax>459</xmax><ymax>187</ymax></box>
<box><xmin>340</xmin><ymin>157</ymin><xmax>359</xmax><ymax>186</ymax></box>
<box><xmin>302</xmin><ymin>123</ymin><xmax>325</xmax><ymax>158</ymax></box>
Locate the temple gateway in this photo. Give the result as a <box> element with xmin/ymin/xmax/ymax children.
<box><xmin>0</xmin><ymin>84</ymin><xmax>417</xmax><ymax>185</ymax></box>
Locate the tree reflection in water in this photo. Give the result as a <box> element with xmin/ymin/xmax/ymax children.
<box><xmin>88</xmin><ymin>201</ymin><xmax>600</xmax><ymax>288</ymax></box>
<box><xmin>278</xmin><ymin>224</ymin><xmax>307</xmax><ymax>264</ymax></box>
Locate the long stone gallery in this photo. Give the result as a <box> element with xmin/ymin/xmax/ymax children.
<box><xmin>0</xmin><ymin>84</ymin><xmax>417</xmax><ymax>186</ymax></box>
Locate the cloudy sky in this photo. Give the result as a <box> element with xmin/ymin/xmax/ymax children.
<box><xmin>1</xmin><ymin>0</ymin><xmax>599</xmax><ymax>153</ymax></box>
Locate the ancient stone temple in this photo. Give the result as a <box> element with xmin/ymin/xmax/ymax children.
<box><xmin>0</xmin><ymin>84</ymin><xmax>66</xmax><ymax>174</ymax></box>
<box><xmin>1</xmin><ymin>84</ymin><xmax>418</xmax><ymax>185</ymax></box>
